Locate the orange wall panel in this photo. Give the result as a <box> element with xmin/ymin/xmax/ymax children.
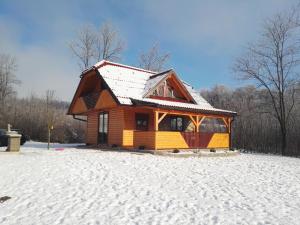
<box><xmin>108</xmin><ymin>108</ymin><xmax>124</xmax><ymax>146</ymax></box>
<box><xmin>86</xmin><ymin>111</ymin><xmax>98</xmax><ymax>145</ymax></box>
<box><xmin>95</xmin><ymin>89</ymin><xmax>117</xmax><ymax>109</ymax></box>
<box><xmin>72</xmin><ymin>97</ymin><xmax>88</xmax><ymax>114</ymax></box>
<box><xmin>133</xmin><ymin>131</ymin><xmax>156</xmax><ymax>149</ymax></box>
<box><xmin>122</xmin><ymin>107</ymin><xmax>154</xmax><ymax>148</ymax></box>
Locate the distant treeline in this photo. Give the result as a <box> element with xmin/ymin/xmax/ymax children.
<box><xmin>202</xmin><ymin>85</ymin><xmax>300</xmax><ymax>156</ymax></box>
<box><xmin>0</xmin><ymin>94</ymin><xmax>85</xmax><ymax>143</ymax></box>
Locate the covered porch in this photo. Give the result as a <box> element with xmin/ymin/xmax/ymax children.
<box><xmin>131</xmin><ymin>107</ymin><xmax>233</xmax><ymax>150</ymax></box>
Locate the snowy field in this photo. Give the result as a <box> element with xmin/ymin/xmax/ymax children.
<box><xmin>0</xmin><ymin>142</ymin><xmax>300</xmax><ymax>225</ymax></box>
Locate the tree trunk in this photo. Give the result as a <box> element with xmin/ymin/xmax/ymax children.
<box><xmin>47</xmin><ymin>128</ymin><xmax>51</xmax><ymax>150</ymax></box>
<box><xmin>281</xmin><ymin>129</ymin><xmax>287</xmax><ymax>156</ymax></box>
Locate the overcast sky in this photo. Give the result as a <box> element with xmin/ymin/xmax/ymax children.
<box><xmin>0</xmin><ymin>0</ymin><xmax>298</xmax><ymax>101</ymax></box>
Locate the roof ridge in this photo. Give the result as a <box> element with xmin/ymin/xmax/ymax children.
<box><xmin>149</xmin><ymin>69</ymin><xmax>173</xmax><ymax>79</ymax></box>
<box><xmin>94</xmin><ymin>60</ymin><xmax>157</xmax><ymax>74</ymax></box>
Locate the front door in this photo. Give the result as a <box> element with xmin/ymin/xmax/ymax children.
<box><xmin>98</xmin><ymin>112</ymin><xmax>108</xmax><ymax>144</ymax></box>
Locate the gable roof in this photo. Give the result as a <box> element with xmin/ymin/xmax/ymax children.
<box><xmin>69</xmin><ymin>60</ymin><xmax>236</xmax><ymax>116</ymax></box>
<box><xmin>142</xmin><ymin>69</ymin><xmax>196</xmax><ymax>103</ymax></box>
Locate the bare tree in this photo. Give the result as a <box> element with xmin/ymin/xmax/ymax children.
<box><xmin>0</xmin><ymin>54</ymin><xmax>19</xmax><ymax>106</ymax></box>
<box><xmin>69</xmin><ymin>25</ymin><xmax>96</xmax><ymax>70</ymax></box>
<box><xmin>95</xmin><ymin>22</ymin><xmax>124</xmax><ymax>62</ymax></box>
<box><xmin>233</xmin><ymin>6</ymin><xmax>300</xmax><ymax>155</ymax></box>
<box><xmin>70</xmin><ymin>22</ymin><xmax>124</xmax><ymax>70</ymax></box>
<box><xmin>46</xmin><ymin>90</ymin><xmax>56</xmax><ymax>149</ymax></box>
<box><xmin>139</xmin><ymin>43</ymin><xmax>170</xmax><ymax>72</ymax></box>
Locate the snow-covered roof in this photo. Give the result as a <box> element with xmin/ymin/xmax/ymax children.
<box><xmin>131</xmin><ymin>98</ymin><xmax>236</xmax><ymax>115</ymax></box>
<box><xmin>142</xmin><ymin>70</ymin><xmax>170</xmax><ymax>96</ymax></box>
<box><xmin>93</xmin><ymin>61</ymin><xmax>236</xmax><ymax>115</ymax></box>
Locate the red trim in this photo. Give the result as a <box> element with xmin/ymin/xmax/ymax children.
<box><xmin>94</xmin><ymin>61</ymin><xmax>156</xmax><ymax>74</ymax></box>
<box><xmin>149</xmin><ymin>96</ymin><xmax>190</xmax><ymax>103</ymax></box>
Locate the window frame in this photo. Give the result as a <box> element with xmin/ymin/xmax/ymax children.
<box><xmin>170</xmin><ymin>116</ymin><xmax>184</xmax><ymax>131</ymax></box>
<box><xmin>135</xmin><ymin>113</ymin><xmax>149</xmax><ymax>131</ymax></box>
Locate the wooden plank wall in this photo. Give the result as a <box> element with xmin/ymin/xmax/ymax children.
<box><xmin>122</xmin><ymin>107</ymin><xmax>154</xmax><ymax>148</ymax></box>
<box><xmin>133</xmin><ymin>131</ymin><xmax>156</xmax><ymax>149</ymax></box>
<box><xmin>86</xmin><ymin>111</ymin><xmax>99</xmax><ymax>145</ymax></box>
<box><xmin>108</xmin><ymin>108</ymin><xmax>124</xmax><ymax>146</ymax></box>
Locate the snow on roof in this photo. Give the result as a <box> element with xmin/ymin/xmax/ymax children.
<box><xmin>97</xmin><ymin>62</ymin><xmax>153</xmax><ymax>101</ymax></box>
<box><xmin>94</xmin><ymin>61</ymin><xmax>236</xmax><ymax>115</ymax></box>
<box><xmin>131</xmin><ymin>98</ymin><xmax>236</xmax><ymax>115</ymax></box>
<box><xmin>142</xmin><ymin>71</ymin><xmax>170</xmax><ymax>96</ymax></box>
<box><xmin>182</xmin><ymin>81</ymin><xmax>213</xmax><ymax>109</ymax></box>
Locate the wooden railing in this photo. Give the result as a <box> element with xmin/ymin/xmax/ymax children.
<box><xmin>132</xmin><ymin>131</ymin><xmax>229</xmax><ymax>150</ymax></box>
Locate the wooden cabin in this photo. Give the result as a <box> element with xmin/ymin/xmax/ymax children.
<box><xmin>68</xmin><ymin>60</ymin><xmax>237</xmax><ymax>150</ymax></box>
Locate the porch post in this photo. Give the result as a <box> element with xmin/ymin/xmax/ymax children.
<box><xmin>196</xmin><ymin>115</ymin><xmax>200</xmax><ymax>132</ymax></box>
<box><xmin>228</xmin><ymin>117</ymin><xmax>232</xmax><ymax>149</ymax></box>
<box><xmin>154</xmin><ymin>111</ymin><xmax>159</xmax><ymax>131</ymax></box>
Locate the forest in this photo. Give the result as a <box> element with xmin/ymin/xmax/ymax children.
<box><xmin>0</xmin><ymin>6</ymin><xmax>299</xmax><ymax>156</ymax></box>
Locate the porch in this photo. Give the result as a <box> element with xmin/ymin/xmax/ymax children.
<box><xmin>128</xmin><ymin>108</ymin><xmax>232</xmax><ymax>150</ymax></box>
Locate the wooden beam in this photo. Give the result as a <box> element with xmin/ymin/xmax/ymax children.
<box><xmin>154</xmin><ymin>111</ymin><xmax>159</xmax><ymax>131</ymax></box>
<box><xmin>228</xmin><ymin>118</ymin><xmax>231</xmax><ymax>133</ymax></box>
<box><xmin>158</xmin><ymin>112</ymin><xmax>168</xmax><ymax>124</ymax></box>
<box><xmin>131</xmin><ymin>106</ymin><xmax>231</xmax><ymax>119</ymax></box>
<box><xmin>196</xmin><ymin>115</ymin><xmax>201</xmax><ymax>132</ymax></box>
<box><xmin>222</xmin><ymin>117</ymin><xmax>229</xmax><ymax>128</ymax></box>
<box><xmin>188</xmin><ymin>115</ymin><xmax>197</xmax><ymax>126</ymax></box>
<box><xmin>198</xmin><ymin>116</ymin><xmax>206</xmax><ymax>126</ymax></box>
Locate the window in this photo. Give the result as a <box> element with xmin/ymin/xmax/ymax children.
<box><xmin>200</xmin><ymin>118</ymin><xmax>228</xmax><ymax>133</ymax></box>
<box><xmin>166</xmin><ymin>87</ymin><xmax>173</xmax><ymax>98</ymax></box>
<box><xmin>136</xmin><ymin>113</ymin><xmax>149</xmax><ymax>131</ymax></box>
<box><xmin>170</xmin><ymin>116</ymin><xmax>183</xmax><ymax>131</ymax></box>
<box><xmin>158</xmin><ymin>85</ymin><xmax>164</xmax><ymax>96</ymax></box>
<box><xmin>98</xmin><ymin>112</ymin><xmax>108</xmax><ymax>144</ymax></box>
<box><xmin>150</xmin><ymin>80</ymin><xmax>184</xmax><ymax>100</ymax></box>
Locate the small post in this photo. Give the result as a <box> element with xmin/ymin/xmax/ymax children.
<box><xmin>7</xmin><ymin>124</ymin><xmax>11</xmax><ymax>132</ymax></box>
<box><xmin>47</xmin><ymin>125</ymin><xmax>53</xmax><ymax>150</ymax></box>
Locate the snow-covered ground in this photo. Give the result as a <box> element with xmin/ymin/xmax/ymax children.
<box><xmin>0</xmin><ymin>142</ymin><xmax>300</xmax><ymax>225</ymax></box>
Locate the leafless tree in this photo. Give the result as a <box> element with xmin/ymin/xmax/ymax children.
<box><xmin>46</xmin><ymin>90</ymin><xmax>55</xmax><ymax>149</ymax></box>
<box><xmin>0</xmin><ymin>54</ymin><xmax>19</xmax><ymax>106</ymax></box>
<box><xmin>95</xmin><ymin>22</ymin><xmax>124</xmax><ymax>62</ymax></box>
<box><xmin>70</xmin><ymin>22</ymin><xmax>124</xmax><ymax>70</ymax></box>
<box><xmin>233</xmin><ymin>6</ymin><xmax>300</xmax><ymax>155</ymax></box>
<box><xmin>139</xmin><ymin>43</ymin><xmax>170</xmax><ymax>72</ymax></box>
<box><xmin>70</xmin><ymin>25</ymin><xmax>96</xmax><ymax>70</ymax></box>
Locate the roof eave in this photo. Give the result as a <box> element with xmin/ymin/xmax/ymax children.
<box><xmin>131</xmin><ymin>99</ymin><xmax>237</xmax><ymax>117</ymax></box>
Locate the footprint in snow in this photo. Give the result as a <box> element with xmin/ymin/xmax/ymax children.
<box><xmin>0</xmin><ymin>196</ymin><xmax>11</xmax><ymax>203</ymax></box>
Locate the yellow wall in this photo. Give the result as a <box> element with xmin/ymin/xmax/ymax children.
<box><xmin>207</xmin><ymin>133</ymin><xmax>229</xmax><ymax>148</ymax></box>
<box><xmin>155</xmin><ymin>132</ymin><xmax>189</xmax><ymax>149</ymax></box>
<box><xmin>122</xmin><ymin>107</ymin><xmax>154</xmax><ymax>148</ymax></box>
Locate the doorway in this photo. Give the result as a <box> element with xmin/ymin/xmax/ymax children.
<box><xmin>98</xmin><ymin>112</ymin><xmax>108</xmax><ymax>144</ymax></box>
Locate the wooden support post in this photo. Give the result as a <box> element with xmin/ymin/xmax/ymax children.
<box><xmin>196</xmin><ymin>116</ymin><xmax>206</xmax><ymax>133</ymax></box>
<box><xmin>196</xmin><ymin>115</ymin><xmax>199</xmax><ymax>132</ymax></box>
<box><xmin>188</xmin><ymin>115</ymin><xmax>197</xmax><ymax>126</ymax></box>
<box><xmin>154</xmin><ymin>111</ymin><xmax>159</xmax><ymax>131</ymax></box>
<box><xmin>228</xmin><ymin>117</ymin><xmax>232</xmax><ymax>149</ymax></box>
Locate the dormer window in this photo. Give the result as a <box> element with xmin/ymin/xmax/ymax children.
<box><xmin>158</xmin><ymin>85</ymin><xmax>164</xmax><ymax>96</ymax></box>
<box><xmin>166</xmin><ymin>87</ymin><xmax>173</xmax><ymax>98</ymax></box>
<box><xmin>151</xmin><ymin>81</ymin><xmax>179</xmax><ymax>99</ymax></box>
